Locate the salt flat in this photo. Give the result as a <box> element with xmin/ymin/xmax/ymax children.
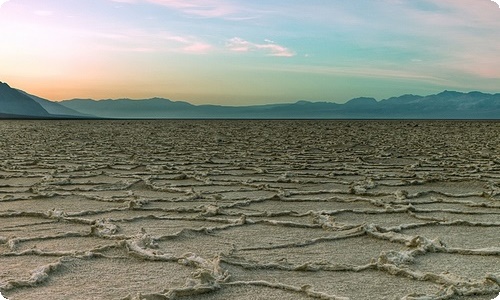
<box><xmin>0</xmin><ymin>120</ymin><xmax>499</xmax><ymax>300</ymax></box>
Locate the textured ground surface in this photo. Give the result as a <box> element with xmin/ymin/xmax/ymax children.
<box><xmin>0</xmin><ymin>120</ymin><xmax>499</xmax><ymax>300</ymax></box>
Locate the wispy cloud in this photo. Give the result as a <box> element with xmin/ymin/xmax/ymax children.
<box><xmin>159</xmin><ymin>34</ymin><xmax>213</xmax><ymax>54</ymax></box>
<box><xmin>0</xmin><ymin>0</ymin><xmax>10</xmax><ymax>8</ymax></box>
<box><xmin>111</xmin><ymin>0</ymin><xmax>253</xmax><ymax>19</ymax></box>
<box><xmin>171</xmin><ymin>38</ymin><xmax>213</xmax><ymax>54</ymax></box>
<box><xmin>257</xmin><ymin>63</ymin><xmax>455</xmax><ymax>86</ymax></box>
<box><xmin>144</xmin><ymin>0</ymin><xmax>249</xmax><ymax>18</ymax></box>
<box><xmin>182</xmin><ymin>42</ymin><xmax>212</xmax><ymax>54</ymax></box>
<box><xmin>226</xmin><ymin>37</ymin><xmax>295</xmax><ymax>57</ymax></box>
<box><xmin>149</xmin><ymin>0</ymin><xmax>235</xmax><ymax>18</ymax></box>
<box><xmin>92</xmin><ymin>29</ymin><xmax>214</xmax><ymax>55</ymax></box>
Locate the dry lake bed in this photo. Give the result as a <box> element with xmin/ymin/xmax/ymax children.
<box><xmin>0</xmin><ymin>120</ymin><xmax>499</xmax><ymax>300</ymax></box>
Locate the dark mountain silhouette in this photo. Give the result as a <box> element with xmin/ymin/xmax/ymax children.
<box><xmin>0</xmin><ymin>81</ymin><xmax>95</xmax><ymax>119</ymax></box>
<box><xmin>0</xmin><ymin>82</ymin><xmax>51</xmax><ymax>118</ymax></box>
<box><xmin>59</xmin><ymin>91</ymin><xmax>500</xmax><ymax>119</ymax></box>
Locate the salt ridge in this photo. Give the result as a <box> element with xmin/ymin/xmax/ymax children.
<box><xmin>0</xmin><ymin>120</ymin><xmax>498</xmax><ymax>299</ymax></box>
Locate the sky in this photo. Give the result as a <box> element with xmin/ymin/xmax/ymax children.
<box><xmin>0</xmin><ymin>0</ymin><xmax>499</xmax><ymax>105</ymax></box>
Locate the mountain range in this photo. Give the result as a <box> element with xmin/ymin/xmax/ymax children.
<box><xmin>0</xmin><ymin>81</ymin><xmax>499</xmax><ymax>119</ymax></box>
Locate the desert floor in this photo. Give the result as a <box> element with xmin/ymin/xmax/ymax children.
<box><xmin>0</xmin><ymin>120</ymin><xmax>499</xmax><ymax>300</ymax></box>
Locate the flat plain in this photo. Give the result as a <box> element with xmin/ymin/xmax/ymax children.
<box><xmin>0</xmin><ymin>120</ymin><xmax>499</xmax><ymax>300</ymax></box>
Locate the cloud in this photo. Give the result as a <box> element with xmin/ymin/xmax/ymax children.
<box><xmin>180</xmin><ymin>42</ymin><xmax>213</xmax><ymax>54</ymax></box>
<box><xmin>150</xmin><ymin>0</ymin><xmax>234</xmax><ymax>17</ymax></box>
<box><xmin>92</xmin><ymin>29</ymin><xmax>214</xmax><ymax>54</ymax></box>
<box><xmin>252</xmin><ymin>63</ymin><xmax>456</xmax><ymax>87</ymax></box>
<box><xmin>109</xmin><ymin>0</ymin><xmax>263</xmax><ymax>20</ymax></box>
<box><xmin>0</xmin><ymin>0</ymin><xmax>10</xmax><ymax>8</ymax></box>
<box><xmin>163</xmin><ymin>34</ymin><xmax>213</xmax><ymax>54</ymax></box>
<box><xmin>226</xmin><ymin>37</ymin><xmax>295</xmax><ymax>57</ymax></box>
<box><xmin>492</xmin><ymin>0</ymin><xmax>500</xmax><ymax>8</ymax></box>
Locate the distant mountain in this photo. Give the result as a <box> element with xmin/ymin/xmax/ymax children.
<box><xmin>59</xmin><ymin>91</ymin><xmax>500</xmax><ymax>119</ymax></box>
<box><xmin>60</xmin><ymin>98</ymin><xmax>194</xmax><ymax>119</ymax></box>
<box><xmin>17</xmin><ymin>90</ymin><xmax>92</xmax><ymax>117</ymax></box>
<box><xmin>376</xmin><ymin>91</ymin><xmax>500</xmax><ymax>119</ymax></box>
<box><xmin>0</xmin><ymin>82</ymin><xmax>51</xmax><ymax>118</ymax></box>
<box><xmin>0</xmin><ymin>81</ymin><xmax>95</xmax><ymax>119</ymax></box>
<box><xmin>60</xmin><ymin>98</ymin><xmax>347</xmax><ymax>119</ymax></box>
<box><xmin>1</xmin><ymin>79</ymin><xmax>498</xmax><ymax>119</ymax></box>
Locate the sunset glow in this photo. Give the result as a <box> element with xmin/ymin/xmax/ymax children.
<box><xmin>0</xmin><ymin>0</ymin><xmax>499</xmax><ymax>104</ymax></box>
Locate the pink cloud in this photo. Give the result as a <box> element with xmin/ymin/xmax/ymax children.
<box><xmin>256</xmin><ymin>44</ymin><xmax>295</xmax><ymax>57</ymax></box>
<box><xmin>226</xmin><ymin>37</ymin><xmax>295</xmax><ymax>57</ymax></box>
<box><xmin>88</xmin><ymin>28</ymin><xmax>214</xmax><ymax>55</ymax></box>
<box><xmin>160</xmin><ymin>33</ymin><xmax>213</xmax><ymax>54</ymax></box>
<box><xmin>182</xmin><ymin>42</ymin><xmax>213</xmax><ymax>54</ymax></box>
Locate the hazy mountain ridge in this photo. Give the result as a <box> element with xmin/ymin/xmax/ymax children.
<box><xmin>17</xmin><ymin>90</ymin><xmax>91</xmax><ymax>117</ymax></box>
<box><xmin>1</xmin><ymin>80</ymin><xmax>498</xmax><ymax>119</ymax></box>
<box><xmin>60</xmin><ymin>91</ymin><xmax>500</xmax><ymax>119</ymax></box>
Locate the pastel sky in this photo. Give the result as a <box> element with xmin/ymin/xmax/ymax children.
<box><xmin>0</xmin><ymin>0</ymin><xmax>499</xmax><ymax>104</ymax></box>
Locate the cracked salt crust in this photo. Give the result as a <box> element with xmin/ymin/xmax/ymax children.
<box><xmin>0</xmin><ymin>120</ymin><xmax>499</xmax><ymax>300</ymax></box>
